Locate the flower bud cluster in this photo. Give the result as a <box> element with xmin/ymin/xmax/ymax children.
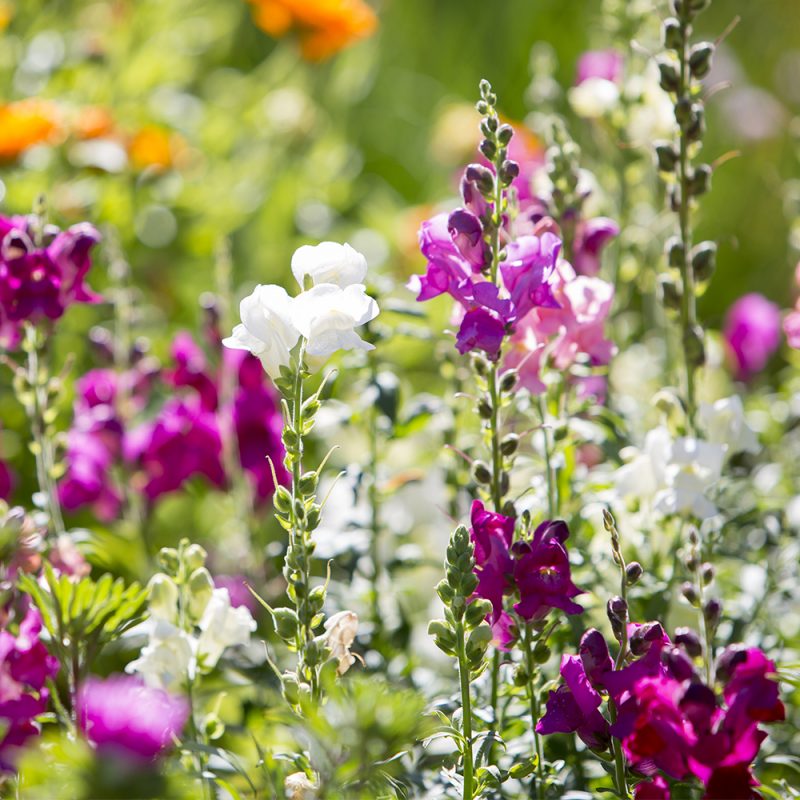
<box><xmin>428</xmin><ymin>525</ymin><xmax>493</xmax><ymax>675</ymax></box>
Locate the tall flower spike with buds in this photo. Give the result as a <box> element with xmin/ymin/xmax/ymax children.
<box><xmin>654</xmin><ymin>0</ymin><xmax>717</xmax><ymax>429</ymax></box>
<box><xmin>225</xmin><ymin>241</ymin><xmax>377</xmax><ymax>709</ymax></box>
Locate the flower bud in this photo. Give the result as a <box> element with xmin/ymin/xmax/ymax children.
<box><xmin>497</xmin><ymin>124</ymin><xmax>514</xmax><ymax>146</ymax></box>
<box><xmin>480</xmin><ymin>138</ymin><xmax>497</xmax><ymax>161</ymax></box>
<box><xmin>662</xmin><ymin>17</ymin><xmax>683</xmax><ymax>50</ymax></box>
<box><xmin>187</xmin><ymin>567</ymin><xmax>215</xmax><ymax>621</ymax></box>
<box><xmin>686</xmin><ymin>105</ymin><xmax>705</xmax><ymax>143</ymax></box>
<box><xmin>533</xmin><ymin>641</ymin><xmax>551</xmax><ymax>664</ymax></box>
<box><xmin>471</xmin><ymin>460</ymin><xmax>492</xmax><ymax>485</ymax></box>
<box><xmin>436</xmin><ymin>579</ymin><xmax>455</xmax><ymax>605</ymax></box>
<box><xmin>501</xmin><ymin>500</ymin><xmax>517</xmax><ymax>518</ymax></box>
<box><xmin>704</xmin><ymin>598</ymin><xmax>722</xmax><ymax>627</ymax></box>
<box><xmin>688</xmin><ymin>164</ymin><xmax>712</xmax><ymax>196</ymax></box>
<box><xmin>308</xmin><ymin>585</ymin><xmax>326</xmax><ymax>614</ymax></box>
<box><xmin>281</xmin><ymin>673</ymin><xmax>301</xmax><ymax>706</ymax></box>
<box><xmin>701</xmin><ymin>562</ymin><xmax>715</xmax><ymax>585</ymax></box>
<box><xmin>691</xmin><ymin>241</ymin><xmax>717</xmax><ymax>282</ymax></box>
<box><xmin>656</xmin><ymin>57</ymin><xmax>680</xmax><ymax>93</ymax></box>
<box><xmin>273</xmin><ymin>607</ymin><xmax>299</xmax><ymax>641</ymax></box>
<box><xmin>675</xmin><ymin>96</ymin><xmax>693</xmax><ymax>127</ymax></box>
<box><xmin>466</xmin><ymin>623</ymin><xmax>493</xmax><ymax>666</ymax></box>
<box><xmin>298</xmin><ymin>471</ymin><xmax>318</xmax><ymax>496</ymax></box>
<box><xmin>674</xmin><ymin>626</ymin><xmax>703</xmax><ymax>658</ymax></box>
<box><xmin>689</xmin><ymin>42</ymin><xmax>714</xmax><ymax>79</ymax></box>
<box><xmin>157</xmin><ymin>547</ymin><xmax>180</xmax><ymax>574</ymax></box>
<box><xmin>513</xmin><ymin>663</ymin><xmax>529</xmax><ymax>686</ymax></box>
<box><xmin>147</xmin><ymin>573</ymin><xmax>179</xmax><ymax>621</ymax></box>
<box><xmin>666</xmin><ymin>236</ymin><xmax>685</xmax><ymax>267</ymax></box>
<box><xmin>659</xmin><ymin>275</ymin><xmax>682</xmax><ymax>311</ymax></box>
<box><xmin>184</xmin><ymin>543</ymin><xmax>207</xmax><ymax>572</ymax></box>
<box><xmin>683</xmin><ymin>324</ymin><xmax>706</xmax><ymax>368</ymax></box>
<box><xmin>477</xmin><ymin>398</ymin><xmax>493</xmax><ymax>419</ymax></box>
<box><xmin>499</xmin><ymin>369</ymin><xmax>518</xmax><ymax>393</ymax></box>
<box><xmin>274</xmin><ymin>486</ymin><xmax>293</xmax><ymax>514</ymax></box>
<box><xmin>500</xmin><ymin>160</ymin><xmax>519</xmax><ymax>186</ymax></box>
<box><xmin>579</xmin><ymin>629</ymin><xmax>612</xmax><ymax>685</ymax></box>
<box><xmin>630</xmin><ymin>621</ymin><xmax>665</xmax><ymax>657</ymax></box>
<box><xmin>655</xmin><ymin>141</ymin><xmax>679</xmax><ymax>172</ymax></box>
<box><xmin>464</xmin><ymin>598</ymin><xmax>493</xmax><ymax>628</ymax></box>
<box><xmin>500</xmin><ymin>433</ymin><xmax>519</xmax><ymax>456</ymax></box>
<box><xmin>471</xmin><ymin>352</ymin><xmax>489</xmax><ymax>376</ymax></box>
<box><xmin>625</xmin><ymin>561</ymin><xmax>644</xmax><ymax>586</ymax></box>
<box><xmin>681</xmin><ymin>581</ymin><xmax>700</xmax><ymax>606</ymax></box>
<box><xmin>428</xmin><ymin>619</ymin><xmax>457</xmax><ymax>656</ymax></box>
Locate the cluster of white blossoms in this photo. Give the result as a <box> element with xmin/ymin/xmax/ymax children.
<box><xmin>223</xmin><ymin>242</ymin><xmax>379</xmax><ymax>378</ymax></box>
<box><xmin>127</xmin><ymin>580</ymin><xmax>256</xmax><ymax>692</ymax></box>
<box><xmin>615</xmin><ymin>395</ymin><xmax>759</xmax><ymax>521</ymax></box>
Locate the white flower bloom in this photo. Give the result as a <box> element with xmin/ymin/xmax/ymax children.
<box><xmin>615</xmin><ymin>426</ymin><xmax>724</xmax><ymax>520</ymax></box>
<box><xmin>698</xmin><ymin>396</ymin><xmax>759</xmax><ymax>456</ymax></box>
<box><xmin>323</xmin><ymin>610</ymin><xmax>359</xmax><ymax>675</ymax></box>
<box><xmin>223</xmin><ymin>284</ymin><xmax>299</xmax><ymax>379</ymax></box>
<box><xmin>196</xmin><ymin>588</ymin><xmax>257</xmax><ymax>670</ymax></box>
<box><xmin>126</xmin><ymin>619</ymin><xmax>195</xmax><ymax>692</ymax></box>
<box><xmin>568</xmin><ymin>77</ymin><xmax>620</xmax><ymax>118</ymax></box>
<box><xmin>285</xmin><ymin>772</ymin><xmax>318</xmax><ymax>799</ymax></box>
<box><xmin>291</xmin><ymin>283</ymin><xmax>379</xmax><ymax>358</ymax></box>
<box><xmin>291</xmin><ymin>242</ymin><xmax>367</xmax><ymax>289</ymax></box>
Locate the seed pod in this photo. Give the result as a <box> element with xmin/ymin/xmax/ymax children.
<box><xmin>688</xmin><ymin>164</ymin><xmax>712</xmax><ymax>196</ymax></box>
<box><xmin>477</xmin><ymin>398</ymin><xmax>493</xmax><ymax>419</ymax></box>
<box><xmin>662</xmin><ymin>17</ymin><xmax>683</xmax><ymax>50</ymax></box>
<box><xmin>499</xmin><ymin>369</ymin><xmax>518</xmax><ymax>393</ymax></box>
<box><xmin>657</xmin><ymin>57</ymin><xmax>680</xmax><ymax>93</ymax></box>
<box><xmin>500</xmin><ymin>433</ymin><xmax>519</xmax><ymax>456</ymax></box>
<box><xmin>689</xmin><ymin>42</ymin><xmax>714</xmax><ymax>79</ymax></box>
<box><xmin>659</xmin><ymin>275</ymin><xmax>682</xmax><ymax>311</ymax></box>
<box><xmin>472</xmin><ymin>460</ymin><xmax>492</xmax><ymax>485</ymax></box>
<box><xmin>683</xmin><ymin>324</ymin><xmax>706</xmax><ymax>369</ymax></box>
<box><xmin>691</xmin><ymin>241</ymin><xmax>717</xmax><ymax>282</ymax></box>
<box><xmin>533</xmin><ymin>641</ymin><xmax>551</xmax><ymax>664</ymax></box>
<box><xmin>701</xmin><ymin>562</ymin><xmax>715</xmax><ymax>585</ymax></box>
<box><xmin>273</xmin><ymin>607</ymin><xmax>299</xmax><ymax>641</ymax></box>
<box><xmin>655</xmin><ymin>141</ymin><xmax>679</xmax><ymax>173</ymax></box>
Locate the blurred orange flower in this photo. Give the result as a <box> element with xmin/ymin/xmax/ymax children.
<box><xmin>0</xmin><ymin>1</ymin><xmax>13</xmax><ymax>33</ymax></box>
<box><xmin>73</xmin><ymin>106</ymin><xmax>116</xmax><ymax>140</ymax></box>
<box><xmin>248</xmin><ymin>0</ymin><xmax>377</xmax><ymax>61</ymax></box>
<box><xmin>0</xmin><ymin>99</ymin><xmax>62</xmax><ymax>161</ymax></box>
<box><xmin>127</xmin><ymin>125</ymin><xmax>187</xmax><ymax>172</ymax></box>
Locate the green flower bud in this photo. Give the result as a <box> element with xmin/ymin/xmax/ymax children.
<box><xmin>298</xmin><ymin>471</ymin><xmax>318</xmax><ymax>496</ymax></box>
<box><xmin>282</xmin><ymin>673</ymin><xmax>301</xmax><ymax>705</ymax></box>
<box><xmin>274</xmin><ymin>486</ymin><xmax>293</xmax><ymax>514</ymax></box>
<box><xmin>184</xmin><ymin>543</ymin><xmax>207</xmax><ymax>572</ymax></box>
<box><xmin>147</xmin><ymin>573</ymin><xmax>179</xmax><ymax>621</ymax></box>
<box><xmin>701</xmin><ymin>562</ymin><xmax>715</xmax><ymax>585</ymax></box>
<box><xmin>657</xmin><ymin>57</ymin><xmax>680</xmax><ymax>93</ymax></box>
<box><xmin>465</xmin><ymin>623</ymin><xmax>493</xmax><ymax>665</ymax></box>
<box><xmin>428</xmin><ymin>619</ymin><xmax>457</xmax><ymax>656</ymax></box>
<box><xmin>683</xmin><ymin>324</ymin><xmax>706</xmax><ymax>368</ymax></box>
<box><xmin>655</xmin><ymin>141</ymin><xmax>679</xmax><ymax>173</ymax></box>
<box><xmin>471</xmin><ymin>352</ymin><xmax>489</xmax><ymax>377</ymax></box>
<box><xmin>497</xmin><ymin>124</ymin><xmax>513</xmax><ymax>146</ymax></box>
<box><xmin>688</xmin><ymin>164</ymin><xmax>712</xmax><ymax>196</ymax></box>
<box><xmin>436</xmin><ymin>579</ymin><xmax>455</xmax><ymax>605</ymax></box>
<box><xmin>658</xmin><ymin>275</ymin><xmax>682</xmax><ymax>311</ymax></box>
<box><xmin>464</xmin><ymin>598</ymin><xmax>493</xmax><ymax>628</ymax></box>
<box><xmin>681</xmin><ymin>581</ymin><xmax>700</xmax><ymax>606</ymax></box>
<box><xmin>499</xmin><ymin>369</ymin><xmax>518</xmax><ymax>393</ymax></box>
<box><xmin>157</xmin><ymin>547</ymin><xmax>179</xmax><ymax>575</ymax></box>
<box><xmin>513</xmin><ymin>663</ymin><xmax>529</xmax><ymax>686</ymax></box>
<box><xmin>477</xmin><ymin>398</ymin><xmax>493</xmax><ymax>419</ymax></box>
<box><xmin>533</xmin><ymin>641</ymin><xmax>551</xmax><ymax>664</ymax></box>
<box><xmin>689</xmin><ymin>42</ymin><xmax>714</xmax><ymax>79</ymax></box>
<box><xmin>187</xmin><ymin>567</ymin><xmax>215</xmax><ymax>621</ymax></box>
<box><xmin>675</xmin><ymin>96</ymin><xmax>693</xmax><ymax>127</ymax></box>
<box><xmin>472</xmin><ymin>460</ymin><xmax>492</xmax><ymax>485</ymax></box>
<box><xmin>662</xmin><ymin>17</ymin><xmax>683</xmax><ymax>50</ymax></box>
<box><xmin>691</xmin><ymin>241</ymin><xmax>717</xmax><ymax>282</ymax></box>
<box><xmin>203</xmin><ymin>713</ymin><xmax>225</xmax><ymax>741</ymax></box>
<box><xmin>273</xmin><ymin>607</ymin><xmax>299</xmax><ymax>641</ymax></box>
<box><xmin>306</xmin><ymin>505</ymin><xmax>321</xmax><ymax>530</ymax></box>
<box><xmin>308</xmin><ymin>585</ymin><xmax>326</xmax><ymax>614</ymax></box>
<box><xmin>500</xmin><ymin>433</ymin><xmax>519</xmax><ymax>456</ymax></box>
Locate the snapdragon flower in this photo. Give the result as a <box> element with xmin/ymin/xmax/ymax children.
<box><xmin>196</xmin><ymin>588</ymin><xmax>257</xmax><ymax>669</ymax></box>
<box><xmin>723</xmin><ymin>293</ymin><xmax>781</xmax><ymax>380</ymax></box>
<box><xmin>224</xmin><ymin>242</ymin><xmax>379</xmax><ymax>375</ymax></box>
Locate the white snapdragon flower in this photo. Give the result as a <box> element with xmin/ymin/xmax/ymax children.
<box><xmin>698</xmin><ymin>395</ymin><xmax>759</xmax><ymax>456</ymax></box>
<box><xmin>568</xmin><ymin>77</ymin><xmax>620</xmax><ymax>118</ymax></box>
<box><xmin>223</xmin><ymin>284</ymin><xmax>299</xmax><ymax>379</ymax></box>
<box><xmin>126</xmin><ymin>619</ymin><xmax>195</xmax><ymax>692</ymax></box>
<box><xmin>292</xmin><ymin>283</ymin><xmax>379</xmax><ymax>358</ymax></box>
<box><xmin>285</xmin><ymin>772</ymin><xmax>319</xmax><ymax>799</ymax></box>
<box><xmin>291</xmin><ymin>241</ymin><xmax>367</xmax><ymax>288</ymax></box>
<box><xmin>195</xmin><ymin>588</ymin><xmax>257</xmax><ymax>670</ymax></box>
<box><xmin>322</xmin><ymin>610</ymin><xmax>359</xmax><ymax>675</ymax></box>
<box><xmin>615</xmin><ymin>426</ymin><xmax>724</xmax><ymax>520</ymax></box>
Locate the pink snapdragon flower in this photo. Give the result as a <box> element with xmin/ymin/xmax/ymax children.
<box><xmin>723</xmin><ymin>293</ymin><xmax>781</xmax><ymax>379</ymax></box>
<box><xmin>78</xmin><ymin>675</ymin><xmax>189</xmax><ymax>762</ymax></box>
<box><xmin>576</xmin><ymin>50</ymin><xmax>624</xmax><ymax>85</ymax></box>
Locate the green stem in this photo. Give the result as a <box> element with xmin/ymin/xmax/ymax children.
<box><xmin>488</xmin><ymin>363</ymin><xmax>503</xmax><ymax>512</ymax></box>
<box><xmin>522</xmin><ymin>625</ymin><xmax>546</xmax><ymax>800</ymax></box>
<box><xmin>538</xmin><ymin>396</ymin><xmax>557</xmax><ymax>519</ymax></box>
<box><xmin>368</xmin><ymin>369</ymin><xmax>382</xmax><ymax>630</ymax></box>
<box><xmin>677</xmin><ymin>19</ymin><xmax>697</xmax><ymax>430</ymax></box>
<box><xmin>24</xmin><ymin>325</ymin><xmax>65</xmax><ymax>536</ymax></box>
<box><xmin>456</xmin><ymin>621</ymin><xmax>475</xmax><ymax>800</ymax></box>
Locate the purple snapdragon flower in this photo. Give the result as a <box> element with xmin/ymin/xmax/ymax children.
<box><xmin>78</xmin><ymin>675</ymin><xmax>189</xmax><ymax>761</ymax></box>
<box><xmin>469</xmin><ymin>500</ymin><xmax>582</xmax><ymax>649</ymax></box>
<box><xmin>723</xmin><ymin>293</ymin><xmax>781</xmax><ymax>380</ymax></box>
<box><xmin>0</xmin><ymin>215</ymin><xmax>101</xmax><ymax>344</ymax></box>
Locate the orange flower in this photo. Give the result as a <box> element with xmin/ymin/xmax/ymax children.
<box><xmin>73</xmin><ymin>106</ymin><xmax>116</xmax><ymax>140</ymax></box>
<box><xmin>127</xmin><ymin>125</ymin><xmax>187</xmax><ymax>172</ymax></box>
<box><xmin>0</xmin><ymin>1</ymin><xmax>14</xmax><ymax>33</ymax></box>
<box><xmin>0</xmin><ymin>99</ymin><xmax>61</xmax><ymax>161</ymax></box>
<box><xmin>248</xmin><ymin>0</ymin><xmax>377</xmax><ymax>61</ymax></box>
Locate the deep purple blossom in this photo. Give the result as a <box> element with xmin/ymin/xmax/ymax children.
<box><xmin>512</xmin><ymin>519</ymin><xmax>582</xmax><ymax>620</ymax></box>
<box><xmin>448</xmin><ymin>209</ymin><xmax>489</xmax><ymax>270</ymax></box>
<box><xmin>723</xmin><ymin>293</ymin><xmax>781</xmax><ymax>380</ymax></box>
<box><xmin>718</xmin><ymin>646</ymin><xmax>785</xmax><ymax>728</ymax></box>
<box><xmin>0</xmin><ymin>607</ymin><xmax>59</xmax><ymax>771</ymax></box>
<box><xmin>0</xmin><ymin>215</ymin><xmax>101</xmax><ymax>341</ymax></box>
<box><xmin>77</xmin><ymin>675</ymin><xmax>189</xmax><ymax>762</ymax></box>
<box><xmin>499</xmin><ymin>233</ymin><xmax>560</xmax><ymax>319</ymax></box>
<box><xmin>167</xmin><ymin>331</ymin><xmax>219</xmax><ymax>411</ymax></box>
<box><xmin>634</xmin><ymin>776</ymin><xmax>670</xmax><ymax>799</ymax></box>
<box><xmin>536</xmin><ymin>646</ymin><xmax>610</xmax><ymax>750</ymax></box>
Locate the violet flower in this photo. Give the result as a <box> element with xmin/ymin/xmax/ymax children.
<box><xmin>77</xmin><ymin>674</ymin><xmax>189</xmax><ymax>762</ymax></box>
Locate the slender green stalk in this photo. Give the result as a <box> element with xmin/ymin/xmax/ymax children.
<box><xmin>456</xmin><ymin>621</ymin><xmax>475</xmax><ymax>800</ymax></box>
<box><xmin>537</xmin><ymin>396</ymin><xmax>557</xmax><ymax>519</ymax></box>
<box><xmin>23</xmin><ymin>325</ymin><xmax>65</xmax><ymax>536</ymax></box>
<box><xmin>522</xmin><ymin>625</ymin><xmax>546</xmax><ymax>800</ymax></box>
<box><xmin>367</xmin><ymin>364</ymin><xmax>383</xmax><ymax>629</ymax></box>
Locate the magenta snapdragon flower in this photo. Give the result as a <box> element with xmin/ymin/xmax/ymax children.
<box><xmin>576</xmin><ymin>49</ymin><xmax>624</xmax><ymax>85</ymax></box>
<box><xmin>633</xmin><ymin>776</ymin><xmax>670</xmax><ymax>799</ymax></box>
<box><xmin>78</xmin><ymin>675</ymin><xmax>189</xmax><ymax>761</ymax></box>
<box><xmin>0</xmin><ymin>607</ymin><xmax>59</xmax><ymax>771</ymax></box>
<box><xmin>469</xmin><ymin>500</ymin><xmax>582</xmax><ymax>648</ymax></box>
<box><xmin>723</xmin><ymin>293</ymin><xmax>781</xmax><ymax>379</ymax></box>
<box><xmin>0</xmin><ymin>215</ymin><xmax>101</xmax><ymax>345</ymax></box>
